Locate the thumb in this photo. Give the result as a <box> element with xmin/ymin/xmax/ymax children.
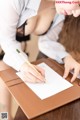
<box><xmin>63</xmin><ymin>67</ymin><xmax>70</xmax><ymax>79</ymax></box>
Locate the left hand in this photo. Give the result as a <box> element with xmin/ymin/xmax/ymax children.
<box><xmin>55</xmin><ymin>0</ymin><xmax>80</xmax><ymax>17</ymax></box>
<box><xmin>63</xmin><ymin>55</ymin><xmax>80</xmax><ymax>82</ymax></box>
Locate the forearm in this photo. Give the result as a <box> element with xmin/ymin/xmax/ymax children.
<box><xmin>0</xmin><ymin>0</ymin><xmax>28</xmax><ymax>71</ymax></box>
<box><xmin>38</xmin><ymin>0</ymin><xmax>54</xmax><ymax>12</ymax></box>
<box><xmin>2</xmin><ymin>41</ymin><xmax>28</xmax><ymax>71</ymax></box>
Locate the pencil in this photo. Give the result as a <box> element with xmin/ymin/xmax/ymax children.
<box><xmin>16</xmin><ymin>49</ymin><xmax>46</xmax><ymax>82</ymax></box>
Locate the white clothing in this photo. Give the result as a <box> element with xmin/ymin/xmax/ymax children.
<box><xmin>0</xmin><ymin>0</ymin><xmax>41</xmax><ymax>71</ymax></box>
<box><xmin>38</xmin><ymin>14</ymin><xmax>69</xmax><ymax>64</ymax></box>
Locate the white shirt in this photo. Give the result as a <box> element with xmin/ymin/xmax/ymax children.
<box><xmin>0</xmin><ymin>0</ymin><xmax>41</xmax><ymax>71</ymax></box>
<box><xmin>39</xmin><ymin>14</ymin><xmax>69</xmax><ymax>64</ymax></box>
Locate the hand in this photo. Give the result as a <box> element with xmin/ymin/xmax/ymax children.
<box><xmin>55</xmin><ymin>0</ymin><xmax>80</xmax><ymax>16</ymax></box>
<box><xmin>63</xmin><ymin>55</ymin><xmax>80</xmax><ymax>82</ymax></box>
<box><xmin>19</xmin><ymin>62</ymin><xmax>46</xmax><ymax>83</ymax></box>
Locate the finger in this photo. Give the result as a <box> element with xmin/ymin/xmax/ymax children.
<box><xmin>21</xmin><ymin>71</ymin><xmax>42</xmax><ymax>83</ymax></box>
<box><xmin>28</xmin><ymin>66</ymin><xmax>46</xmax><ymax>82</ymax></box>
<box><xmin>35</xmin><ymin>65</ymin><xmax>45</xmax><ymax>78</ymax></box>
<box><xmin>27</xmin><ymin>72</ymin><xmax>45</xmax><ymax>83</ymax></box>
<box><xmin>71</xmin><ymin>69</ymin><xmax>79</xmax><ymax>83</ymax></box>
<box><xmin>21</xmin><ymin>63</ymin><xmax>46</xmax><ymax>82</ymax></box>
<box><xmin>63</xmin><ymin>66</ymin><xmax>70</xmax><ymax>79</ymax></box>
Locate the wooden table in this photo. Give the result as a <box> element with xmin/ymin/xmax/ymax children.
<box><xmin>0</xmin><ymin>58</ymin><xmax>80</xmax><ymax>120</ymax></box>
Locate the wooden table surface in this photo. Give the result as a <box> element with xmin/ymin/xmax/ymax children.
<box><xmin>0</xmin><ymin>58</ymin><xmax>80</xmax><ymax>120</ymax></box>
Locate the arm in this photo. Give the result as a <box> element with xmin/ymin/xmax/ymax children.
<box><xmin>0</xmin><ymin>0</ymin><xmax>27</xmax><ymax>71</ymax></box>
<box><xmin>0</xmin><ymin>0</ymin><xmax>45</xmax><ymax>83</ymax></box>
<box><xmin>35</xmin><ymin>0</ymin><xmax>55</xmax><ymax>35</ymax></box>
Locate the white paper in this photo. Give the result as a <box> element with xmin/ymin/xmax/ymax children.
<box><xmin>16</xmin><ymin>63</ymin><xmax>73</xmax><ymax>100</ymax></box>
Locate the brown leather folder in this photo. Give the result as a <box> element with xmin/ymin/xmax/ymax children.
<box><xmin>0</xmin><ymin>58</ymin><xmax>80</xmax><ymax>119</ymax></box>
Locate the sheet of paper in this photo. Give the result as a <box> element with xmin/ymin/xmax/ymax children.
<box><xmin>16</xmin><ymin>63</ymin><xmax>73</xmax><ymax>100</ymax></box>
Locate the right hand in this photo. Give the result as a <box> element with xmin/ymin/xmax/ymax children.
<box><xmin>19</xmin><ymin>62</ymin><xmax>46</xmax><ymax>83</ymax></box>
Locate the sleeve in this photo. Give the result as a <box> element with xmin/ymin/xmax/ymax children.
<box><xmin>38</xmin><ymin>21</ymin><xmax>69</xmax><ymax>64</ymax></box>
<box><xmin>0</xmin><ymin>0</ymin><xmax>28</xmax><ymax>71</ymax></box>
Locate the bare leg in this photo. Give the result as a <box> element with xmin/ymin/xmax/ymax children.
<box><xmin>0</xmin><ymin>79</ymin><xmax>13</xmax><ymax>120</ymax></box>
